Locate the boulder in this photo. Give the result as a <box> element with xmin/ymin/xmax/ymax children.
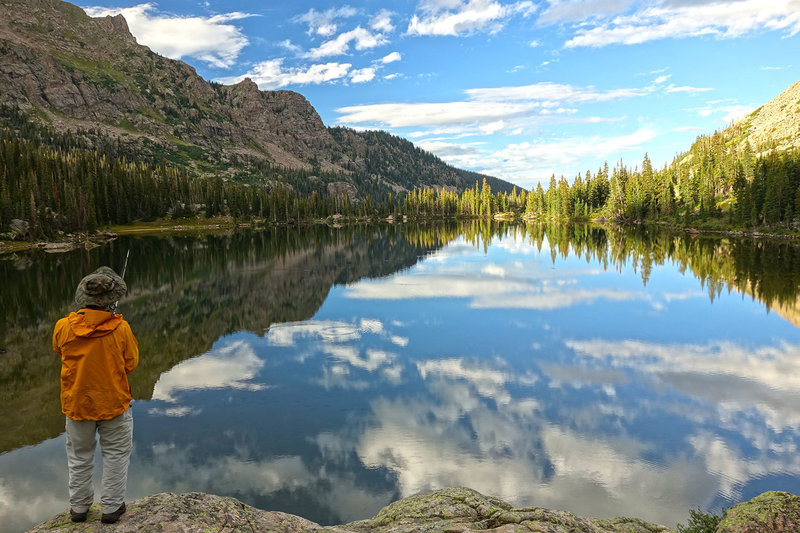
<box><xmin>327</xmin><ymin>181</ymin><xmax>359</xmax><ymax>203</ymax></box>
<box><xmin>716</xmin><ymin>491</ymin><xmax>800</xmax><ymax>533</ymax></box>
<box><xmin>42</xmin><ymin>242</ymin><xmax>77</xmax><ymax>253</ymax></box>
<box><xmin>6</xmin><ymin>219</ymin><xmax>30</xmax><ymax>240</ymax></box>
<box><xmin>27</xmin><ymin>487</ymin><xmax>672</xmax><ymax>533</ymax></box>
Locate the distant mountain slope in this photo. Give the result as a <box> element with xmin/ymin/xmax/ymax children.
<box><xmin>678</xmin><ymin>79</ymin><xmax>800</xmax><ymax>170</ymax></box>
<box><xmin>0</xmin><ymin>0</ymin><xmax>515</xmax><ymax>197</ymax></box>
<box><xmin>738</xmin><ymin>79</ymin><xmax>800</xmax><ymax>153</ymax></box>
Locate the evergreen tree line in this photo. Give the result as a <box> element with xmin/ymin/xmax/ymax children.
<box><xmin>0</xmin><ymin>121</ymin><xmax>527</xmax><ymax>239</ymax></box>
<box><xmin>3</xmin><ymin>106</ymin><xmax>800</xmax><ymax>240</ymax></box>
<box><xmin>523</xmin><ymin>128</ymin><xmax>800</xmax><ymax>227</ymax></box>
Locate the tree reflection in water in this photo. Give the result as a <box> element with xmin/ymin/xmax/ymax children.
<box><xmin>3</xmin><ymin>221</ymin><xmax>800</xmax><ymax>533</ymax></box>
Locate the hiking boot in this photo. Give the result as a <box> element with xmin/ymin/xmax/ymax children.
<box><xmin>70</xmin><ymin>509</ymin><xmax>88</xmax><ymax>523</ymax></box>
<box><xmin>101</xmin><ymin>502</ymin><xmax>126</xmax><ymax>524</ymax></box>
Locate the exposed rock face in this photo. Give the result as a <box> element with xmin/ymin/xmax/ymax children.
<box><xmin>716</xmin><ymin>491</ymin><xmax>800</xmax><ymax>533</ymax></box>
<box><xmin>27</xmin><ymin>487</ymin><xmax>672</xmax><ymax>533</ymax></box>
<box><xmin>328</xmin><ymin>181</ymin><xmax>360</xmax><ymax>203</ymax></box>
<box><xmin>739</xmin><ymin>80</ymin><xmax>800</xmax><ymax>152</ymax></box>
<box><xmin>0</xmin><ymin>0</ymin><xmax>512</xmax><ymax>195</ymax></box>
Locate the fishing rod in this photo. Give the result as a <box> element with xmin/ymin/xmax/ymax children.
<box><xmin>110</xmin><ymin>248</ymin><xmax>130</xmax><ymax>315</ymax></box>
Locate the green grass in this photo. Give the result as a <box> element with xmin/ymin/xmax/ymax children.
<box><xmin>52</xmin><ymin>52</ymin><xmax>131</xmax><ymax>91</ymax></box>
<box><xmin>116</xmin><ymin>118</ymin><xmax>138</xmax><ymax>133</ymax></box>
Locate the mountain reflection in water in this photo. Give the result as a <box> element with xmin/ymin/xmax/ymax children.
<box><xmin>3</xmin><ymin>222</ymin><xmax>800</xmax><ymax>533</ymax></box>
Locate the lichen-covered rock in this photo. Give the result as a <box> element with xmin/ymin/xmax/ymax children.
<box><xmin>27</xmin><ymin>487</ymin><xmax>673</xmax><ymax>533</ymax></box>
<box><xmin>26</xmin><ymin>492</ymin><xmax>322</xmax><ymax>533</ymax></box>
<box><xmin>339</xmin><ymin>487</ymin><xmax>672</xmax><ymax>533</ymax></box>
<box><xmin>716</xmin><ymin>491</ymin><xmax>800</xmax><ymax>533</ymax></box>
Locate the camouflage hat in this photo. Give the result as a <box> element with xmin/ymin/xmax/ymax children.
<box><xmin>74</xmin><ymin>266</ymin><xmax>127</xmax><ymax>309</ymax></box>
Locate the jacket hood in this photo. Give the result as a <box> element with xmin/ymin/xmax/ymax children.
<box><xmin>67</xmin><ymin>309</ymin><xmax>124</xmax><ymax>337</ymax></box>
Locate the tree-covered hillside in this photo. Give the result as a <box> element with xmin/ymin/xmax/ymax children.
<box><xmin>522</xmin><ymin>124</ymin><xmax>800</xmax><ymax>230</ymax></box>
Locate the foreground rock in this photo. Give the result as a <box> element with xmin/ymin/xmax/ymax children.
<box><xmin>717</xmin><ymin>491</ymin><xmax>800</xmax><ymax>533</ymax></box>
<box><xmin>28</xmin><ymin>487</ymin><xmax>670</xmax><ymax>533</ymax></box>
<box><xmin>26</xmin><ymin>487</ymin><xmax>800</xmax><ymax>533</ymax></box>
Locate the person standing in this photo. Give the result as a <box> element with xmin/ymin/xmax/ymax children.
<box><xmin>52</xmin><ymin>266</ymin><xmax>139</xmax><ymax>524</ymax></box>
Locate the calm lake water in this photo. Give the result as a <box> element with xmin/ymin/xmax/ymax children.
<box><xmin>3</xmin><ymin>221</ymin><xmax>800</xmax><ymax>532</ymax></box>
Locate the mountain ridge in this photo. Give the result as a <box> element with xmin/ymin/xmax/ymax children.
<box><xmin>738</xmin><ymin>79</ymin><xmax>800</xmax><ymax>153</ymax></box>
<box><xmin>0</xmin><ymin>0</ymin><xmax>515</xmax><ymax>197</ymax></box>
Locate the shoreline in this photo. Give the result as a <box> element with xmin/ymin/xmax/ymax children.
<box><xmin>4</xmin><ymin>216</ymin><xmax>800</xmax><ymax>255</ymax></box>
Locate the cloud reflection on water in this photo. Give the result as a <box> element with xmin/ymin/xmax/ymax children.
<box><xmin>150</xmin><ymin>340</ymin><xmax>265</xmax><ymax>408</ymax></box>
<box><xmin>342</xmin><ymin>239</ymin><xmax>643</xmax><ymax>310</ymax></box>
<box><xmin>8</xmin><ymin>231</ymin><xmax>800</xmax><ymax>533</ymax></box>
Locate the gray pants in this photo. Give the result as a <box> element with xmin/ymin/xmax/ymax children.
<box><xmin>65</xmin><ymin>408</ymin><xmax>133</xmax><ymax>514</ymax></box>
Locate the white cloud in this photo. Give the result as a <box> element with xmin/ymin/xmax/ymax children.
<box><xmin>565</xmin><ymin>0</ymin><xmax>800</xmax><ymax>48</ymax></box>
<box><xmin>293</xmin><ymin>5</ymin><xmax>358</xmax><ymax>37</ymax></box>
<box><xmin>277</xmin><ymin>39</ymin><xmax>302</xmax><ymax>54</ymax></box>
<box><xmin>371</xmin><ymin>9</ymin><xmax>396</xmax><ymax>32</ymax></box>
<box><xmin>417</xmin><ymin>358</ymin><xmax>511</xmax><ymax>402</ymax></box>
<box><xmin>566</xmin><ymin>338</ymin><xmax>800</xmax><ymax>431</ymax></box>
<box><xmin>381</xmin><ymin>51</ymin><xmax>403</xmax><ymax>64</ymax></box>
<box><xmin>465</xmin><ymin>82</ymin><xmax>647</xmax><ymax>103</ymax></box>
<box><xmin>267</xmin><ymin>320</ymin><xmax>362</xmax><ymax>347</ymax></box>
<box><xmin>693</xmin><ymin>103</ymin><xmax>755</xmax><ymax>124</ymax></box>
<box><xmin>336</xmin><ymin>101</ymin><xmax>537</xmax><ymax>128</ymax></box>
<box><xmin>417</xmin><ymin>140</ymin><xmax>483</xmax><ymax>156</ymax></box>
<box><xmin>345</xmin><ymin>274</ymin><xmax>533</xmax><ymax>300</ymax></box>
<box><xmin>344</xmin><ymin>254</ymin><xmax>647</xmax><ymax>309</ymax></box>
<box><xmin>457</xmin><ymin>128</ymin><xmax>657</xmax><ymax>186</ymax></box>
<box><xmin>350</xmin><ymin>67</ymin><xmax>377</xmax><ymax>83</ymax></box>
<box><xmin>324</xmin><ymin>345</ymin><xmax>395</xmax><ymax>372</ymax></box>
<box><xmin>83</xmin><ymin>3</ymin><xmax>253</xmax><ymax>68</ymax></box>
<box><xmin>407</xmin><ymin>0</ymin><xmax>537</xmax><ymax>36</ymax></box>
<box><xmin>151</xmin><ymin>340</ymin><xmax>265</xmax><ymax>403</ymax></box>
<box><xmin>722</xmin><ymin>105</ymin><xmax>755</xmax><ymax>123</ymax></box>
<box><xmin>306</xmin><ymin>26</ymin><xmax>388</xmax><ymax>59</ymax></box>
<box><xmin>391</xmin><ymin>335</ymin><xmax>410</xmax><ymax>347</ymax></box>
<box><xmin>538</xmin><ymin>0</ymin><xmax>635</xmax><ymax>24</ymax></box>
<box><xmin>471</xmin><ymin>287</ymin><xmax>642</xmax><ymax>309</ymax></box>
<box><xmin>665</xmin><ymin>84</ymin><xmax>713</xmax><ymax>95</ymax></box>
<box><xmin>349</xmin><ymin>378</ymin><xmax>711</xmax><ymax>526</ymax></box>
<box><xmin>336</xmin><ymin>80</ymin><xmax>650</xmax><ymax>133</ymax></box>
<box><xmin>217</xmin><ymin>59</ymin><xmax>353</xmax><ymax>90</ymax></box>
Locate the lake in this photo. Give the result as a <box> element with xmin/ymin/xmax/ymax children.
<box><xmin>2</xmin><ymin>221</ymin><xmax>800</xmax><ymax>533</ymax></box>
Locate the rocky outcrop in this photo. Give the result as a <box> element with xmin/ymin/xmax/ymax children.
<box><xmin>717</xmin><ymin>491</ymin><xmax>800</xmax><ymax>533</ymax></box>
<box><xmin>0</xmin><ymin>0</ymin><xmax>514</xmax><ymax>197</ymax></box>
<box><xmin>27</xmin><ymin>492</ymin><xmax>321</xmax><ymax>533</ymax></box>
<box><xmin>28</xmin><ymin>487</ymin><xmax>672</xmax><ymax>533</ymax></box>
<box><xmin>28</xmin><ymin>487</ymin><xmax>800</xmax><ymax>533</ymax></box>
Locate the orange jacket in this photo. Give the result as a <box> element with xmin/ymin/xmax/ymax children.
<box><xmin>53</xmin><ymin>309</ymin><xmax>139</xmax><ymax>421</ymax></box>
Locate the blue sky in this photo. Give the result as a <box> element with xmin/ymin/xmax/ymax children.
<box><xmin>80</xmin><ymin>0</ymin><xmax>800</xmax><ymax>189</ymax></box>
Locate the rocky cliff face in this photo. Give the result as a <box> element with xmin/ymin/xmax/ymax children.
<box><xmin>0</xmin><ymin>0</ymin><xmax>513</xmax><ymax>195</ymax></box>
<box><xmin>0</xmin><ymin>0</ymin><xmax>339</xmax><ymax>169</ymax></box>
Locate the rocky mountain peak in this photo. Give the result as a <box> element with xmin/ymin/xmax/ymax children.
<box><xmin>233</xmin><ymin>77</ymin><xmax>259</xmax><ymax>93</ymax></box>
<box><xmin>101</xmin><ymin>13</ymin><xmax>136</xmax><ymax>42</ymax></box>
<box><xmin>0</xmin><ymin>0</ymin><xmax>515</xmax><ymax>197</ymax></box>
